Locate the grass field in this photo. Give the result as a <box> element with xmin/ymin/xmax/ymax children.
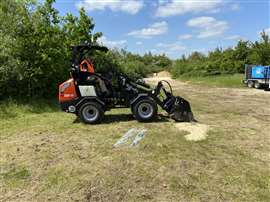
<box><xmin>1</xmin><ymin>79</ymin><xmax>270</xmax><ymax>201</ymax></box>
<box><xmin>174</xmin><ymin>74</ymin><xmax>245</xmax><ymax>88</ymax></box>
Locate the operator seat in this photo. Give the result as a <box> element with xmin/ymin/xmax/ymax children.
<box><xmin>78</xmin><ymin>59</ymin><xmax>112</xmax><ymax>96</ymax></box>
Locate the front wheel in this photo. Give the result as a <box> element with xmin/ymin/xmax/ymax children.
<box><xmin>132</xmin><ymin>98</ymin><xmax>157</xmax><ymax>122</ymax></box>
<box><xmin>78</xmin><ymin>102</ymin><xmax>104</xmax><ymax>124</ymax></box>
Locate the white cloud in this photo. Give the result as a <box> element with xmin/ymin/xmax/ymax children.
<box><xmin>257</xmin><ymin>28</ymin><xmax>270</xmax><ymax>37</ymax></box>
<box><xmin>157</xmin><ymin>42</ymin><xmax>186</xmax><ymax>51</ymax></box>
<box><xmin>187</xmin><ymin>16</ymin><xmax>229</xmax><ymax>38</ymax></box>
<box><xmin>225</xmin><ymin>35</ymin><xmax>242</xmax><ymax>40</ymax></box>
<box><xmin>136</xmin><ymin>41</ymin><xmax>143</xmax><ymax>45</ymax></box>
<box><xmin>266</xmin><ymin>28</ymin><xmax>270</xmax><ymax>35</ymax></box>
<box><xmin>156</xmin><ymin>0</ymin><xmax>223</xmax><ymax>17</ymax></box>
<box><xmin>97</xmin><ymin>36</ymin><xmax>127</xmax><ymax>48</ymax></box>
<box><xmin>178</xmin><ymin>34</ymin><xmax>192</xmax><ymax>40</ymax></box>
<box><xmin>128</xmin><ymin>21</ymin><xmax>168</xmax><ymax>38</ymax></box>
<box><xmin>262</xmin><ymin>28</ymin><xmax>270</xmax><ymax>35</ymax></box>
<box><xmin>76</xmin><ymin>0</ymin><xmax>144</xmax><ymax>14</ymax></box>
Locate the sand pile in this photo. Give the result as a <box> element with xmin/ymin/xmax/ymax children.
<box><xmin>175</xmin><ymin>123</ymin><xmax>209</xmax><ymax>141</ymax></box>
<box><xmin>155</xmin><ymin>71</ymin><xmax>171</xmax><ymax>77</ymax></box>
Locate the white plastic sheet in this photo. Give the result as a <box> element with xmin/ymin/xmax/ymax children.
<box><xmin>113</xmin><ymin>128</ymin><xmax>147</xmax><ymax>148</ymax></box>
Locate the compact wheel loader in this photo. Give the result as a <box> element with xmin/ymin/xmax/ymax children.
<box><xmin>59</xmin><ymin>43</ymin><xmax>195</xmax><ymax>124</ymax></box>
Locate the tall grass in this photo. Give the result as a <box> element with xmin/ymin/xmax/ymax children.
<box><xmin>0</xmin><ymin>99</ymin><xmax>59</xmax><ymax>119</ymax></box>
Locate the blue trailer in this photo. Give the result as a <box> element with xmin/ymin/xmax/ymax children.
<box><xmin>244</xmin><ymin>65</ymin><xmax>270</xmax><ymax>89</ymax></box>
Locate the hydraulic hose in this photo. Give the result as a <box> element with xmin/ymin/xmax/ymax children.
<box><xmin>160</xmin><ymin>80</ymin><xmax>173</xmax><ymax>95</ymax></box>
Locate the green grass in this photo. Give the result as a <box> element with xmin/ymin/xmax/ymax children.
<box><xmin>0</xmin><ymin>98</ymin><xmax>59</xmax><ymax>120</ymax></box>
<box><xmin>0</xmin><ymin>164</ymin><xmax>31</xmax><ymax>188</ymax></box>
<box><xmin>0</xmin><ymin>93</ymin><xmax>269</xmax><ymax>201</ymax></box>
<box><xmin>46</xmin><ymin>168</ymin><xmax>68</xmax><ymax>189</ymax></box>
<box><xmin>175</xmin><ymin>74</ymin><xmax>245</xmax><ymax>88</ymax></box>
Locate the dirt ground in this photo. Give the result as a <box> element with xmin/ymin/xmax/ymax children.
<box><xmin>1</xmin><ymin>73</ymin><xmax>270</xmax><ymax>201</ymax></box>
<box><xmin>146</xmin><ymin>73</ymin><xmax>270</xmax><ymax>142</ymax></box>
<box><xmin>147</xmin><ymin>72</ymin><xmax>270</xmax><ymax>139</ymax></box>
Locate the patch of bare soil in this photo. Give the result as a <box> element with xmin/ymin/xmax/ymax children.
<box><xmin>155</xmin><ymin>70</ymin><xmax>171</xmax><ymax>77</ymax></box>
<box><xmin>147</xmin><ymin>71</ymin><xmax>269</xmax><ymax>96</ymax></box>
<box><xmin>145</xmin><ymin>71</ymin><xmax>173</xmax><ymax>82</ymax></box>
<box><xmin>146</xmin><ymin>71</ymin><xmax>269</xmax><ymax>142</ymax></box>
<box><xmin>144</xmin><ymin>77</ymin><xmax>172</xmax><ymax>83</ymax></box>
<box><xmin>175</xmin><ymin>122</ymin><xmax>210</xmax><ymax>141</ymax></box>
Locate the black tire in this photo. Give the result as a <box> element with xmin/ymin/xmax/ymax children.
<box><xmin>254</xmin><ymin>82</ymin><xmax>261</xmax><ymax>89</ymax></box>
<box><xmin>247</xmin><ymin>81</ymin><xmax>254</xmax><ymax>88</ymax></box>
<box><xmin>131</xmin><ymin>107</ymin><xmax>135</xmax><ymax>116</ymax></box>
<box><xmin>132</xmin><ymin>98</ymin><xmax>157</xmax><ymax>122</ymax></box>
<box><xmin>78</xmin><ymin>102</ymin><xmax>104</xmax><ymax>124</ymax></box>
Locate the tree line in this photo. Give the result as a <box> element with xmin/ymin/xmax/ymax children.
<box><xmin>171</xmin><ymin>33</ymin><xmax>270</xmax><ymax>78</ymax></box>
<box><xmin>0</xmin><ymin>0</ymin><xmax>269</xmax><ymax>99</ymax></box>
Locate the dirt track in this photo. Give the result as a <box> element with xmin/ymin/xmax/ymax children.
<box><xmin>146</xmin><ymin>73</ymin><xmax>270</xmax><ymax>151</ymax></box>
<box><xmin>145</xmin><ymin>76</ymin><xmax>269</xmax><ymax>96</ymax></box>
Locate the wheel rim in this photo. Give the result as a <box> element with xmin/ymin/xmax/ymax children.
<box><xmin>82</xmin><ymin>105</ymin><xmax>99</xmax><ymax>122</ymax></box>
<box><xmin>138</xmin><ymin>102</ymin><xmax>153</xmax><ymax>119</ymax></box>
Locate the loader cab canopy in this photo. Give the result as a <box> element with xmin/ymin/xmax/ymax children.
<box><xmin>71</xmin><ymin>43</ymin><xmax>108</xmax><ymax>68</ymax></box>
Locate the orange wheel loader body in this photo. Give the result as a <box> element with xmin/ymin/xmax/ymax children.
<box><xmin>59</xmin><ymin>78</ymin><xmax>77</xmax><ymax>103</ymax></box>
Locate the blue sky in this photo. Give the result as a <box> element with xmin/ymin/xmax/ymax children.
<box><xmin>53</xmin><ymin>0</ymin><xmax>270</xmax><ymax>58</ymax></box>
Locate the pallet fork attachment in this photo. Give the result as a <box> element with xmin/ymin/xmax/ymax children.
<box><xmin>153</xmin><ymin>80</ymin><xmax>195</xmax><ymax>122</ymax></box>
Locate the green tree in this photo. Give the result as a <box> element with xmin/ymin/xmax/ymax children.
<box><xmin>0</xmin><ymin>0</ymin><xmax>103</xmax><ymax>99</ymax></box>
<box><xmin>248</xmin><ymin>31</ymin><xmax>270</xmax><ymax>65</ymax></box>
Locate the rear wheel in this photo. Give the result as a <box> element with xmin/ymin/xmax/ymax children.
<box><xmin>247</xmin><ymin>81</ymin><xmax>254</xmax><ymax>88</ymax></box>
<box><xmin>132</xmin><ymin>98</ymin><xmax>157</xmax><ymax>122</ymax></box>
<box><xmin>254</xmin><ymin>81</ymin><xmax>261</xmax><ymax>89</ymax></box>
<box><xmin>78</xmin><ymin>102</ymin><xmax>104</xmax><ymax>124</ymax></box>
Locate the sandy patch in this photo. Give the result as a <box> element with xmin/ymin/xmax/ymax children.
<box><xmin>145</xmin><ymin>71</ymin><xmax>172</xmax><ymax>83</ymax></box>
<box><xmin>156</xmin><ymin>70</ymin><xmax>171</xmax><ymax>77</ymax></box>
<box><xmin>144</xmin><ymin>77</ymin><xmax>172</xmax><ymax>83</ymax></box>
<box><xmin>175</xmin><ymin>123</ymin><xmax>209</xmax><ymax>141</ymax></box>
